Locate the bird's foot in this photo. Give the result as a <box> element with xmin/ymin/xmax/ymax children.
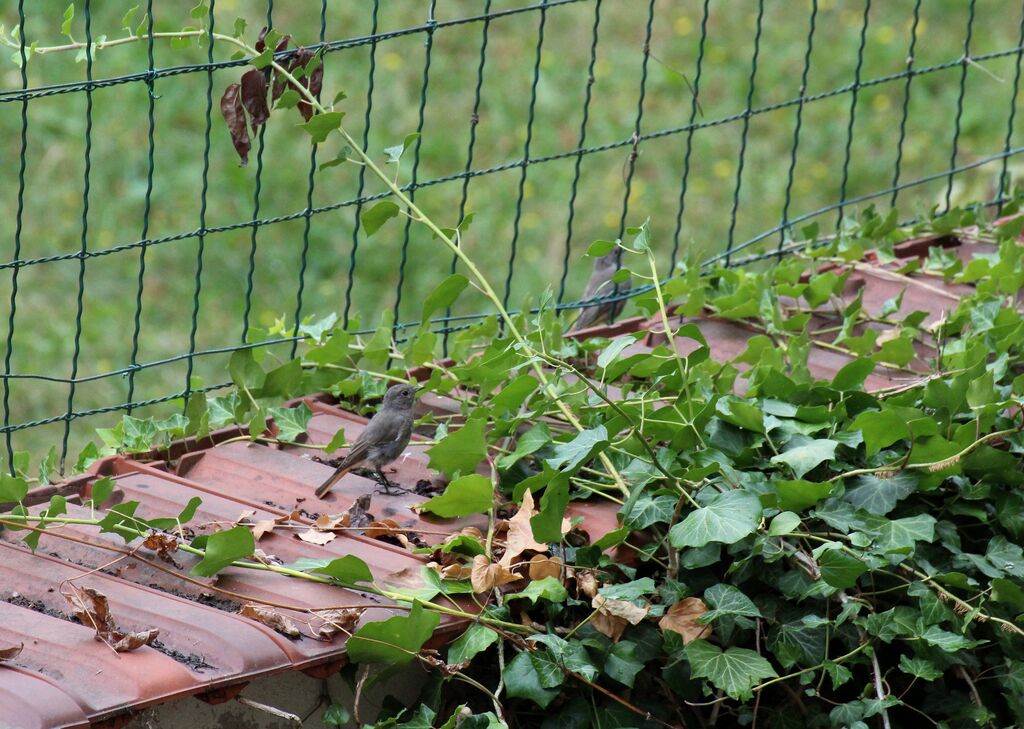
<box><xmin>374</xmin><ymin>480</ymin><xmax>410</xmax><ymax>496</ymax></box>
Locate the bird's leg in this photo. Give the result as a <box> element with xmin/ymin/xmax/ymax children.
<box><xmin>373</xmin><ymin>467</ymin><xmax>408</xmax><ymax>496</ymax></box>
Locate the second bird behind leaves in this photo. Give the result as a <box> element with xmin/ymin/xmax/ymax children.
<box><xmin>315</xmin><ymin>383</ymin><xmax>419</xmax><ymax>499</ymax></box>
<box><xmin>571</xmin><ymin>250</ymin><xmax>630</xmax><ymax>331</ymax></box>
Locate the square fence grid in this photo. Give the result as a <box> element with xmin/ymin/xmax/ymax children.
<box><xmin>2</xmin><ymin>0</ymin><xmax>1023</xmax><ymax>473</ymax></box>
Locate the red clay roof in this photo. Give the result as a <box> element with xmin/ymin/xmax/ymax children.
<box><xmin>0</xmin><ymin>233</ymin><xmax>994</xmax><ymax>727</ymax></box>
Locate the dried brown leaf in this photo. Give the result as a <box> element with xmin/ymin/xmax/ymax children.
<box><xmin>499</xmin><ymin>490</ymin><xmax>548</xmax><ymax>567</ymax></box>
<box><xmin>239</xmin><ymin>603</ymin><xmax>301</xmax><ymax>638</ymax></box>
<box><xmin>365</xmin><ymin>519</ymin><xmax>404</xmax><ymax>538</ymax></box>
<box><xmin>240</xmin><ymin>68</ymin><xmax>270</xmax><ymax>129</ymax></box>
<box><xmin>440</xmin><ymin>562</ymin><xmax>473</xmax><ymax>581</ymax></box>
<box><xmin>0</xmin><ymin>642</ymin><xmax>23</xmax><ymax>661</ymax></box>
<box><xmin>297</xmin><ymin>528</ymin><xmax>336</xmax><ymax>546</ymax></box>
<box><xmin>471</xmin><ymin>554</ymin><xmax>520</xmax><ymax>593</ymax></box>
<box><xmin>314</xmin><ymin>513</ymin><xmax>345</xmax><ymax>530</ymax></box>
<box><xmin>658</xmin><ymin>597</ymin><xmax>712</xmax><ymax>644</ymax></box>
<box><xmin>64</xmin><ymin>585</ymin><xmax>160</xmax><ymax>652</ymax></box>
<box><xmin>314</xmin><ymin>608</ymin><xmax>363</xmax><ymax>641</ymax></box>
<box><xmin>250</xmin><ymin>519</ymin><xmax>277</xmax><ymax>541</ymax></box>
<box><xmin>142</xmin><ymin>533</ymin><xmax>179</xmax><ymax>562</ymax></box>
<box><xmin>576</xmin><ymin>570</ymin><xmax>599</xmax><ymax>599</ymax></box>
<box><xmin>592</xmin><ymin>595</ymin><xmax>649</xmax><ymax>625</ymax></box>
<box><xmin>591</xmin><ymin>611</ymin><xmax>628</xmax><ymax>641</ymax></box>
<box><xmin>219</xmin><ymin>83</ymin><xmax>250</xmax><ymax>166</ymax></box>
<box><xmin>528</xmin><ymin>554</ymin><xmax>563</xmax><ymax>581</ymax></box>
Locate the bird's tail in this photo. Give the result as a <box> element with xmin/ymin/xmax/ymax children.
<box><xmin>315</xmin><ymin>464</ymin><xmax>353</xmax><ymax>498</ymax></box>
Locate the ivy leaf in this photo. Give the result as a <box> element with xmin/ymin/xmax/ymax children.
<box><xmin>384</xmin><ymin>132</ymin><xmax>421</xmax><ymax>164</ymax></box>
<box><xmin>530</xmin><ymin>473</ymin><xmax>569</xmax><ymax>543</ymax></box>
<box><xmin>685</xmin><ymin>640</ymin><xmax>777</xmax><ymax>700</ymax></box>
<box><xmin>669</xmin><ymin>491</ymin><xmax>762</xmax><ymax>548</ymax></box>
<box><xmin>300</xmin><ymin>111</ymin><xmax>344</xmax><ymax>143</ymax></box>
<box><xmin>97</xmin><ymin>501</ymin><xmax>142</xmax><ymax>542</ymax></box>
<box><xmin>770</xmin><ymin>438</ymin><xmax>838</xmax><ymax>478</ymax></box>
<box><xmin>545</xmin><ymin>426</ymin><xmax>608</xmax><ymax>473</ymax></box>
<box><xmin>260</xmin><ymin>358</ymin><xmax>303</xmax><ymax>399</ymax></box>
<box><xmin>191</xmin><ymin>526</ymin><xmax>255</xmax><ymax>577</ymax></box>
<box><xmin>269</xmin><ymin>403</ymin><xmax>312</xmax><ymax>442</ymax></box>
<box><xmin>701</xmin><ymin>584</ymin><xmax>762</xmax><ymax>622</ymax></box>
<box><xmin>768</xmin><ymin>511</ymin><xmax>800</xmax><ymax>536</ymax></box>
<box><xmin>146</xmin><ymin>496</ymin><xmax>202</xmax><ymax>530</ymax></box>
<box><xmin>426</xmin><ymin>418</ymin><xmax>487</xmax><ymax>478</ymax></box>
<box><xmin>311</xmin><ymin>555</ymin><xmax>375</xmax><ymax>585</ymax></box>
<box><xmin>716</xmin><ymin>397</ymin><xmax>765</xmax><ymax>433</ymax></box>
<box><xmin>417</xmin><ymin>474</ymin><xmax>493</xmax><ymax>518</ymax></box>
<box><xmin>448</xmin><ymin>623</ymin><xmax>498</xmax><ymax>664</ymax></box>
<box><xmin>774</xmin><ymin>479</ymin><xmax>832</xmax><ymax>513</ymax></box>
<box><xmin>768</xmin><ymin>618</ymin><xmax>826</xmax><ymax>668</ymax></box>
<box><xmin>851</xmin><ymin>409</ymin><xmax>908</xmax><ymax>456</ymax></box>
<box><xmin>504</xmin><ymin>651</ymin><xmax>560</xmax><ymax>708</ymax></box>
<box><xmin>919</xmin><ymin>625</ymin><xmax>986</xmax><ymax>652</ymax></box>
<box><xmin>843</xmin><ymin>472</ymin><xmax>918</xmax><ymax>515</ymax></box>
<box><xmin>818</xmin><ymin>548</ymin><xmax>868</xmax><ymax>588</ymax></box>
<box><xmin>89</xmin><ymin>475</ymin><xmax>115</xmax><ymax>506</ymax></box>
<box><xmin>61</xmin><ymin>3</ymin><xmax>74</xmax><ymax>36</ymax></box>
<box><xmin>322</xmin><ymin>705</ymin><xmax>351</xmax><ymax>726</ymax></box>
<box><xmin>362</xmin><ymin>200</ymin><xmax>401</xmax><ymax>237</ymax></box>
<box><xmin>604</xmin><ymin>641</ymin><xmax>645</xmax><ymax>687</ymax></box>
<box><xmin>623</xmin><ymin>493</ymin><xmax>677</xmax><ymax>530</ymax></box>
<box><xmin>832</xmin><ymin>358</ymin><xmax>875</xmax><ymax>391</ymax></box>
<box><xmin>348</xmin><ymin>601</ymin><xmax>440</xmax><ymax>665</ymax></box>
<box><xmin>898</xmin><ymin>655</ymin><xmax>943</xmax><ymax>680</ymax></box>
<box><xmin>23</xmin><ymin>495</ymin><xmax>66</xmax><ymax>552</ymax></box>
<box><xmin>421</xmin><ymin>274</ymin><xmax>468</xmax><ymax>325</ymax></box>
<box><xmin>0</xmin><ymin>473</ymin><xmax>28</xmax><ymax>503</ymax></box>
<box><xmin>229</xmin><ymin>348</ymin><xmax>264</xmax><ymax>391</ymax></box>
<box><xmin>497</xmin><ymin>423</ymin><xmax>550</xmax><ymax>470</ymax></box>
<box><xmin>599</xmin><ymin>577</ymin><xmax>656</xmax><ymax>601</ymax></box>
<box><xmin>866</xmin><ymin>514</ymin><xmax>936</xmax><ymax>553</ymax></box>
<box><xmin>505</xmin><ymin>577</ymin><xmax>568</xmax><ymax>605</ymax></box>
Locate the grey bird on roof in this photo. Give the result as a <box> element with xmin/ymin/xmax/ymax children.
<box><xmin>315</xmin><ymin>383</ymin><xmax>419</xmax><ymax>498</ymax></box>
<box><xmin>570</xmin><ymin>250</ymin><xmax>630</xmax><ymax>331</ymax></box>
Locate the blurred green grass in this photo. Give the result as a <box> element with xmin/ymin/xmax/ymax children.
<box><xmin>1</xmin><ymin>0</ymin><xmax>1022</xmax><ymax>462</ymax></box>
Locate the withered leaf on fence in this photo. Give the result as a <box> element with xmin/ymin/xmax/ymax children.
<box><xmin>240</xmin><ymin>69</ymin><xmax>270</xmax><ymax>129</ymax></box>
<box><xmin>63</xmin><ymin>584</ymin><xmax>160</xmax><ymax>652</ymax></box>
<box><xmin>220</xmin><ymin>82</ymin><xmax>250</xmax><ymax>165</ymax></box>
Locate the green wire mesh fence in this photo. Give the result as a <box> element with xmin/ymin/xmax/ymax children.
<box><xmin>2</xmin><ymin>0</ymin><xmax>1023</xmax><ymax>471</ymax></box>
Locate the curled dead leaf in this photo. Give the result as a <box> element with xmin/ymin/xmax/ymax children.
<box><xmin>315</xmin><ymin>513</ymin><xmax>347</xmax><ymax>530</ymax></box>
<box><xmin>471</xmin><ymin>554</ymin><xmax>520</xmax><ymax>593</ymax></box>
<box><xmin>576</xmin><ymin>570</ymin><xmax>599</xmax><ymax>599</ymax></box>
<box><xmin>591</xmin><ymin>611</ymin><xmax>628</xmax><ymax>641</ymax></box>
<box><xmin>142</xmin><ymin>533</ymin><xmax>179</xmax><ymax>562</ymax></box>
<box><xmin>592</xmin><ymin>595</ymin><xmax>649</xmax><ymax>625</ymax></box>
<box><xmin>365</xmin><ymin>519</ymin><xmax>404</xmax><ymax>538</ymax></box>
<box><xmin>239</xmin><ymin>604</ymin><xmax>301</xmax><ymax>638</ymax></box>
<box><xmin>313</xmin><ymin>608</ymin><xmax>363</xmax><ymax>641</ymax></box>
<box><xmin>528</xmin><ymin>554</ymin><xmax>563</xmax><ymax>581</ymax></box>
<box><xmin>440</xmin><ymin>562</ymin><xmax>473</xmax><ymax>581</ymax></box>
<box><xmin>249</xmin><ymin>519</ymin><xmax>277</xmax><ymax>541</ymax></box>
<box><xmin>499</xmin><ymin>490</ymin><xmax>548</xmax><ymax>567</ymax></box>
<box><xmin>297</xmin><ymin>528</ymin><xmax>336</xmax><ymax>546</ymax></box>
<box><xmin>659</xmin><ymin>597</ymin><xmax>712</xmax><ymax>644</ymax></box>
<box><xmin>63</xmin><ymin>584</ymin><xmax>160</xmax><ymax>652</ymax></box>
<box><xmin>0</xmin><ymin>642</ymin><xmax>23</xmax><ymax>661</ymax></box>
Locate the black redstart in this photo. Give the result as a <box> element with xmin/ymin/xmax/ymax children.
<box><xmin>571</xmin><ymin>250</ymin><xmax>630</xmax><ymax>331</ymax></box>
<box><xmin>315</xmin><ymin>383</ymin><xmax>419</xmax><ymax>498</ymax></box>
